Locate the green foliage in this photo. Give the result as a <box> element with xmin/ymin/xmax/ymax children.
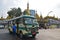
<box><xmin>7</xmin><ymin>8</ymin><xmax>22</xmax><ymax>18</ymax></box>
<box><xmin>44</xmin><ymin>16</ymin><xmax>58</xmax><ymax>20</ymax></box>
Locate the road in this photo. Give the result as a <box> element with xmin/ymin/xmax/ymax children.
<box><xmin>0</xmin><ymin>29</ymin><xmax>12</xmax><ymax>40</ymax></box>
<box><xmin>0</xmin><ymin>29</ymin><xmax>60</xmax><ymax>40</ymax></box>
<box><xmin>36</xmin><ymin>29</ymin><xmax>60</xmax><ymax>40</ymax></box>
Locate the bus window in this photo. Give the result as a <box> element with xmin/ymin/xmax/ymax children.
<box><xmin>19</xmin><ymin>24</ymin><xmax>25</xmax><ymax>27</ymax></box>
<box><xmin>26</xmin><ymin>25</ymin><xmax>32</xmax><ymax>28</ymax></box>
<box><xmin>25</xmin><ymin>18</ymin><xmax>33</xmax><ymax>24</ymax></box>
<box><xmin>33</xmin><ymin>19</ymin><xmax>38</xmax><ymax>23</ymax></box>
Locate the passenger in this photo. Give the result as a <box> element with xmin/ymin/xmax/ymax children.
<box><xmin>18</xmin><ymin>31</ymin><xmax>23</xmax><ymax>37</ymax></box>
<box><xmin>17</xmin><ymin>31</ymin><xmax>23</xmax><ymax>40</ymax></box>
<box><xmin>12</xmin><ymin>23</ymin><xmax>17</xmax><ymax>40</ymax></box>
<box><xmin>12</xmin><ymin>23</ymin><xmax>16</xmax><ymax>36</ymax></box>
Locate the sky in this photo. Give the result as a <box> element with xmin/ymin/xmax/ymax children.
<box><xmin>0</xmin><ymin>0</ymin><xmax>60</xmax><ymax>18</ymax></box>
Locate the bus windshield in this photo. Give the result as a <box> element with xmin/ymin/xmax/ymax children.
<box><xmin>24</xmin><ymin>18</ymin><xmax>38</xmax><ymax>25</ymax></box>
<box><xmin>25</xmin><ymin>18</ymin><xmax>33</xmax><ymax>24</ymax></box>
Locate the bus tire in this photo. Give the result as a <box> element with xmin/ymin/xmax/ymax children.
<box><xmin>8</xmin><ymin>29</ymin><xmax>12</xmax><ymax>34</ymax></box>
<box><xmin>8</xmin><ymin>28</ymin><xmax>12</xmax><ymax>34</ymax></box>
<box><xmin>32</xmin><ymin>35</ymin><xmax>36</xmax><ymax>38</ymax></box>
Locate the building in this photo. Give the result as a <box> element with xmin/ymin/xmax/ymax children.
<box><xmin>47</xmin><ymin>19</ymin><xmax>60</xmax><ymax>28</ymax></box>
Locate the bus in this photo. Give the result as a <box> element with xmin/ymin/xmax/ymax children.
<box><xmin>7</xmin><ymin>15</ymin><xmax>39</xmax><ymax>38</ymax></box>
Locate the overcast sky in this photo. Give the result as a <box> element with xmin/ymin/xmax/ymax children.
<box><xmin>0</xmin><ymin>0</ymin><xmax>60</xmax><ymax>18</ymax></box>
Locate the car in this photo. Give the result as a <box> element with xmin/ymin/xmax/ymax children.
<box><xmin>0</xmin><ymin>25</ymin><xmax>4</xmax><ymax>29</ymax></box>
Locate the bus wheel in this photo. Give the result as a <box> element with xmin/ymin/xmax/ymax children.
<box><xmin>32</xmin><ymin>35</ymin><xmax>36</xmax><ymax>38</ymax></box>
<box><xmin>9</xmin><ymin>31</ymin><xmax>12</xmax><ymax>34</ymax></box>
<box><xmin>8</xmin><ymin>29</ymin><xmax>12</xmax><ymax>34</ymax></box>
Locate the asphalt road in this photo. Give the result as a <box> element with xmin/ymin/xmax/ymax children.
<box><xmin>36</xmin><ymin>29</ymin><xmax>60</xmax><ymax>40</ymax></box>
<box><xmin>0</xmin><ymin>29</ymin><xmax>60</xmax><ymax>40</ymax></box>
<box><xmin>0</xmin><ymin>29</ymin><xmax>12</xmax><ymax>40</ymax></box>
<box><xmin>0</xmin><ymin>29</ymin><xmax>36</xmax><ymax>40</ymax></box>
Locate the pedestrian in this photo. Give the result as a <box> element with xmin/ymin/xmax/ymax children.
<box><xmin>17</xmin><ymin>30</ymin><xmax>23</xmax><ymax>40</ymax></box>
<box><xmin>12</xmin><ymin>23</ymin><xmax>16</xmax><ymax>35</ymax></box>
<box><xmin>12</xmin><ymin>23</ymin><xmax>17</xmax><ymax>40</ymax></box>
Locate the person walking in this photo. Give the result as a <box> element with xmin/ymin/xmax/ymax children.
<box><xmin>12</xmin><ymin>23</ymin><xmax>16</xmax><ymax>35</ymax></box>
<box><xmin>12</xmin><ymin>23</ymin><xmax>17</xmax><ymax>40</ymax></box>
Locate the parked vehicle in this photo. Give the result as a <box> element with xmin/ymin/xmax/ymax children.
<box><xmin>0</xmin><ymin>25</ymin><xmax>4</xmax><ymax>29</ymax></box>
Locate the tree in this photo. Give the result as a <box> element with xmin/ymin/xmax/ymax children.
<box><xmin>44</xmin><ymin>16</ymin><xmax>58</xmax><ymax>20</ymax></box>
<box><xmin>6</xmin><ymin>15</ymin><xmax>11</xmax><ymax>19</ymax></box>
<box><xmin>15</xmin><ymin>8</ymin><xmax>22</xmax><ymax>17</ymax></box>
<box><xmin>7</xmin><ymin>8</ymin><xmax>22</xmax><ymax>18</ymax></box>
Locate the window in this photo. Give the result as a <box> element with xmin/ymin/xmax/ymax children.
<box><xmin>33</xmin><ymin>19</ymin><xmax>38</xmax><ymax>24</ymax></box>
<box><xmin>25</xmin><ymin>18</ymin><xmax>33</xmax><ymax>24</ymax></box>
<box><xmin>26</xmin><ymin>25</ymin><xmax>32</xmax><ymax>28</ymax></box>
<box><xmin>19</xmin><ymin>24</ymin><xmax>24</xmax><ymax>27</ymax></box>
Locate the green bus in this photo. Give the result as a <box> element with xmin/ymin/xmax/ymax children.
<box><xmin>8</xmin><ymin>15</ymin><xmax>39</xmax><ymax>38</ymax></box>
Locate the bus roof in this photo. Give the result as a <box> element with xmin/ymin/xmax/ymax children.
<box><xmin>7</xmin><ymin>15</ymin><xmax>35</xmax><ymax>21</ymax></box>
<box><xmin>20</xmin><ymin>15</ymin><xmax>35</xmax><ymax>18</ymax></box>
